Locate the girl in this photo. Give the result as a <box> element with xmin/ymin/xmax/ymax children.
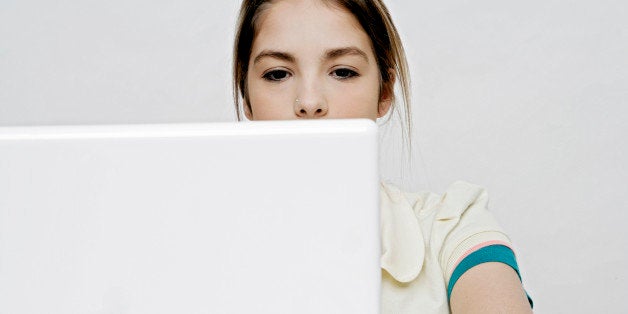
<box><xmin>232</xmin><ymin>0</ymin><xmax>533</xmax><ymax>313</ymax></box>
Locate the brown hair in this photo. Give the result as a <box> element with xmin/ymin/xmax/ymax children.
<box><xmin>232</xmin><ymin>0</ymin><xmax>412</xmax><ymax>141</ymax></box>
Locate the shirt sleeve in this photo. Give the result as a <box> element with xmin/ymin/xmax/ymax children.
<box><xmin>434</xmin><ymin>181</ymin><xmax>532</xmax><ymax>308</ymax></box>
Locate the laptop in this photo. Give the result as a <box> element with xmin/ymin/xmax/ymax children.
<box><xmin>0</xmin><ymin>119</ymin><xmax>380</xmax><ymax>314</ymax></box>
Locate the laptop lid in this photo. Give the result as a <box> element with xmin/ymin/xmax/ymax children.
<box><xmin>0</xmin><ymin>119</ymin><xmax>380</xmax><ymax>314</ymax></box>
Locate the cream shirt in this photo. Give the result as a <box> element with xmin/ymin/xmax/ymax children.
<box><xmin>380</xmin><ymin>180</ymin><xmax>512</xmax><ymax>314</ymax></box>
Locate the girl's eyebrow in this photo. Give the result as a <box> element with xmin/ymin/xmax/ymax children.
<box><xmin>253</xmin><ymin>50</ymin><xmax>295</xmax><ymax>65</ymax></box>
<box><xmin>324</xmin><ymin>47</ymin><xmax>369</xmax><ymax>63</ymax></box>
<box><xmin>252</xmin><ymin>46</ymin><xmax>369</xmax><ymax>65</ymax></box>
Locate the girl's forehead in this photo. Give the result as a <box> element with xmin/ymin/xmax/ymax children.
<box><xmin>255</xmin><ymin>0</ymin><xmax>357</xmax><ymax>33</ymax></box>
<box><xmin>252</xmin><ymin>0</ymin><xmax>373</xmax><ymax>56</ymax></box>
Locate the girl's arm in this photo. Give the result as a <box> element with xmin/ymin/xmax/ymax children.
<box><xmin>449</xmin><ymin>262</ymin><xmax>533</xmax><ymax>314</ymax></box>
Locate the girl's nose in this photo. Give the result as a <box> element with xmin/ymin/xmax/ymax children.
<box><xmin>294</xmin><ymin>98</ymin><xmax>328</xmax><ymax>118</ymax></box>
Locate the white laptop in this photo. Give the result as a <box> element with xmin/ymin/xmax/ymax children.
<box><xmin>0</xmin><ymin>119</ymin><xmax>380</xmax><ymax>314</ymax></box>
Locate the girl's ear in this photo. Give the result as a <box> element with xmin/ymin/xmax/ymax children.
<box><xmin>243</xmin><ymin>99</ymin><xmax>253</xmax><ymax>120</ymax></box>
<box><xmin>378</xmin><ymin>70</ymin><xmax>396</xmax><ymax>118</ymax></box>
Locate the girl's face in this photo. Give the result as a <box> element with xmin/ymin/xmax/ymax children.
<box><xmin>245</xmin><ymin>0</ymin><xmax>392</xmax><ymax>120</ymax></box>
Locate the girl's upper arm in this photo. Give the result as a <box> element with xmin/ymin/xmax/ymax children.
<box><xmin>449</xmin><ymin>262</ymin><xmax>533</xmax><ymax>314</ymax></box>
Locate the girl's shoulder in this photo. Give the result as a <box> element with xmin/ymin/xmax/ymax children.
<box><xmin>380</xmin><ymin>180</ymin><xmax>492</xmax><ymax>219</ymax></box>
<box><xmin>379</xmin><ymin>181</ymin><xmax>532</xmax><ymax>312</ymax></box>
<box><xmin>379</xmin><ymin>180</ymin><xmax>511</xmax><ymax>284</ymax></box>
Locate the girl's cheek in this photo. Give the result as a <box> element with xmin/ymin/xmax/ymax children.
<box><xmin>251</xmin><ymin>96</ymin><xmax>294</xmax><ymax>120</ymax></box>
<box><xmin>337</xmin><ymin>90</ymin><xmax>379</xmax><ymax>116</ymax></box>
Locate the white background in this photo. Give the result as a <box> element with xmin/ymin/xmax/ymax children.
<box><xmin>1</xmin><ymin>0</ymin><xmax>626</xmax><ymax>312</ymax></box>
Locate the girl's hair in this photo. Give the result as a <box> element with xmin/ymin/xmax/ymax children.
<box><xmin>232</xmin><ymin>0</ymin><xmax>412</xmax><ymax>143</ymax></box>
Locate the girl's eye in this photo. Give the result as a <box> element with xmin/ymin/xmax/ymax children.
<box><xmin>331</xmin><ymin>68</ymin><xmax>359</xmax><ymax>79</ymax></box>
<box><xmin>263</xmin><ymin>70</ymin><xmax>290</xmax><ymax>81</ymax></box>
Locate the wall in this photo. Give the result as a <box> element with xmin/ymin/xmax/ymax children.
<box><xmin>1</xmin><ymin>0</ymin><xmax>626</xmax><ymax>312</ymax></box>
